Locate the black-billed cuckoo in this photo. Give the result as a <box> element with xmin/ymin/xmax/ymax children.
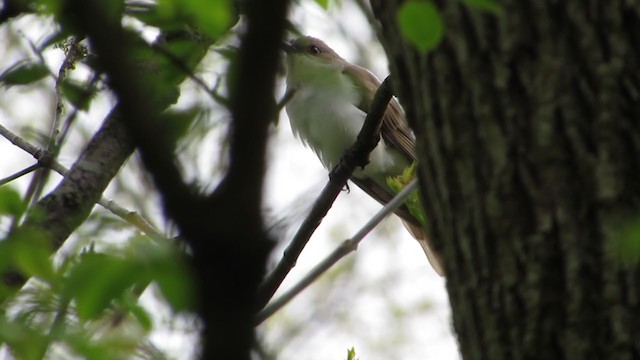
<box><xmin>283</xmin><ymin>36</ymin><xmax>444</xmax><ymax>276</ymax></box>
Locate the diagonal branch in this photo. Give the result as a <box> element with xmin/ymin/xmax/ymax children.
<box><xmin>256</xmin><ymin>76</ymin><xmax>395</xmax><ymax>309</ymax></box>
<box><xmin>1</xmin><ymin>110</ymin><xmax>133</xmax><ymax>291</ymax></box>
<box><xmin>0</xmin><ymin>122</ymin><xmax>162</xmax><ymax>240</ymax></box>
<box><xmin>0</xmin><ymin>164</ymin><xmax>41</xmax><ymax>186</ymax></box>
<box><xmin>255</xmin><ymin>178</ymin><xmax>418</xmax><ymax>324</ymax></box>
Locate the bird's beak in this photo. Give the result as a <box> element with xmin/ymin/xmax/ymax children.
<box><xmin>281</xmin><ymin>41</ymin><xmax>297</xmax><ymax>54</ymax></box>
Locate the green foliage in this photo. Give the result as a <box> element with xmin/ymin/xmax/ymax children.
<box><xmin>0</xmin><ymin>314</ymin><xmax>49</xmax><ymax>360</ymax></box>
<box><xmin>63</xmin><ymin>238</ymin><xmax>195</xmax><ymax>320</ymax></box>
<box><xmin>0</xmin><ymin>226</ymin><xmax>55</xmax><ymax>288</ymax></box>
<box><xmin>0</xmin><ymin>229</ymin><xmax>195</xmax><ymax>358</ymax></box>
<box><xmin>9</xmin><ymin>228</ymin><xmax>56</xmax><ymax>283</ymax></box>
<box><xmin>61</xmin><ymin>79</ymin><xmax>95</xmax><ymax>111</ymax></box>
<box><xmin>65</xmin><ymin>253</ymin><xmax>144</xmax><ymax>320</ymax></box>
<box><xmin>462</xmin><ymin>0</ymin><xmax>503</xmax><ymax>14</ymax></box>
<box><xmin>156</xmin><ymin>0</ymin><xmax>232</xmax><ymax>38</ymax></box>
<box><xmin>346</xmin><ymin>347</ymin><xmax>360</xmax><ymax>360</ymax></box>
<box><xmin>315</xmin><ymin>0</ymin><xmax>330</xmax><ymax>9</ymax></box>
<box><xmin>39</xmin><ymin>30</ymin><xmax>73</xmax><ymax>52</ymax></box>
<box><xmin>0</xmin><ymin>186</ymin><xmax>27</xmax><ymax>217</ymax></box>
<box><xmin>386</xmin><ymin>163</ymin><xmax>427</xmax><ymax>226</ymax></box>
<box><xmin>123</xmin><ymin>31</ymin><xmax>213</xmax><ymax>108</ymax></box>
<box><xmin>0</xmin><ymin>61</ymin><xmax>50</xmax><ymax>86</ymax></box>
<box><xmin>162</xmin><ymin>108</ymin><xmax>203</xmax><ymax>148</ymax></box>
<box><xmin>396</xmin><ymin>0</ymin><xmax>443</xmax><ymax>53</ymax></box>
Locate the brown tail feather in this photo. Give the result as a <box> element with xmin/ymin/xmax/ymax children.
<box><xmin>350</xmin><ymin>177</ymin><xmax>444</xmax><ymax>276</ymax></box>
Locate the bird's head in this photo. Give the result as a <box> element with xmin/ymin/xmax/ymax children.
<box><xmin>282</xmin><ymin>36</ymin><xmax>346</xmax><ymax>85</ymax></box>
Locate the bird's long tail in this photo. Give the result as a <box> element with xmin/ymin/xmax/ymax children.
<box><xmin>402</xmin><ymin>221</ymin><xmax>445</xmax><ymax>276</ymax></box>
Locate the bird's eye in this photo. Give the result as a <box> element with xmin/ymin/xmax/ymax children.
<box><xmin>307</xmin><ymin>45</ymin><xmax>321</xmax><ymax>55</ymax></box>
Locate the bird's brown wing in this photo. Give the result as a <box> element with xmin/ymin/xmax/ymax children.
<box><xmin>342</xmin><ymin>63</ymin><xmax>416</xmax><ymax>162</ymax></box>
<box><xmin>342</xmin><ymin>63</ymin><xmax>421</xmax><ymax>226</ymax></box>
<box><xmin>349</xmin><ymin>177</ymin><xmax>418</xmax><ymax>226</ymax></box>
<box><xmin>343</xmin><ymin>64</ymin><xmax>445</xmax><ymax>276</ymax></box>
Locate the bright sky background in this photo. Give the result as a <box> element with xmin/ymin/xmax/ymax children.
<box><xmin>0</xmin><ymin>2</ymin><xmax>461</xmax><ymax>359</ymax></box>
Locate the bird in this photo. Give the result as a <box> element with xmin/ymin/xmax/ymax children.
<box><xmin>282</xmin><ymin>36</ymin><xmax>444</xmax><ymax>276</ymax></box>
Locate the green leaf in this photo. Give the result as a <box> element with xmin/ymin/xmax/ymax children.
<box><xmin>129</xmin><ymin>303</ymin><xmax>152</xmax><ymax>331</ymax></box>
<box><xmin>396</xmin><ymin>0</ymin><xmax>444</xmax><ymax>53</ymax></box>
<box><xmin>157</xmin><ymin>0</ymin><xmax>232</xmax><ymax>39</ymax></box>
<box><xmin>5</xmin><ymin>227</ymin><xmax>56</xmax><ymax>283</ymax></box>
<box><xmin>12</xmin><ymin>231</ymin><xmax>56</xmax><ymax>283</ymax></box>
<box><xmin>61</xmin><ymin>79</ymin><xmax>94</xmax><ymax>111</ymax></box>
<box><xmin>0</xmin><ymin>315</ymin><xmax>49</xmax><ymax>360</ymax></box>
<box><xmin>0</xmin><ymin>186</ymin><xmax>26</xmax><ymax>217</ymax></box>
<box><xmin>154</xmin><ymin>260</ymin><xmax>194</xmax><ymax>312</ymax></box>
<box><xmin>213</xmin><ymin>46</ymin><xmax>239</xmax><ymax>61</ymax></box>
<box><xmin>387</xmin><ymin>163</ymin><xmax>427</xmax><ymax>226</ymax></box>
<box><xmin>131</xmin><ymin>239</ymin><xmax>195</xmax><ymax>312</ymax></box>
<box><xmin>315</xmin><ymin>0</ymin><xmax>330</xmax><ymax>9</ymax></box>
<box><xmin>39</xmin><ymin>30</ymin><xmax>72</xmax><ymax>51</ymax></box>
<box><xmin>129</xmin><ymin>6</ymin><xmax>186</xmax><ymax>31</ymax></box>
<box><xmin>118</xmin><ymin>296</ymin><xmax>153</xmax><ymax>331</ymax></box>
<box><xmin>161</xmin><ymin>108</ymin><xmax>201</xmax><ymax>147</ymax></box>
<box><xmin>65</xmin><ymin>253</ymin><xmax>145</xmax><ymax>320</ymax></box>
<box><xmin>145</xmin><ymin>245</ymin><xmax>194</xmax><ymax>312</ymax></box>
<box><xmin>64</xmin><ymin>330</ymin><xmax>110</xmax><ymax>360</ymax></box>
<box><xmin>0</xmin><ymin>62</ymin><xmax>50</xmax><ymax>86</ymax></box>
<box><xmin>462</xmin><ymin>0</ymin><xmax>503</xmax><ymax>14</ymax></box>
<box><xmin>346</xmin><ymin>347</ymin><xmax>359</xmax><ymax>360</ymax></box>
<box><xmin>128</xmin><ymin>238</ymin><xmax>194</xmax><ymax>312</ymax></box>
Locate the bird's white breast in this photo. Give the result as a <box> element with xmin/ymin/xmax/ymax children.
<box><xmin>286</xmin><ymin>70</ymin><xmax>408</xmax><ymax>185</ymax></box>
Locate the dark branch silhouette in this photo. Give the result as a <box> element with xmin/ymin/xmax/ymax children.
<box><xmin>67</xmin><ymin>0</ymin><xmax>289</xmax><ymax>358</ymax></box>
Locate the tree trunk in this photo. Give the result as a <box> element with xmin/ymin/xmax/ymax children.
<box><xmin>371</xmin><ymin>1</ymin><xmax>640</xmax><ymax>359</ymax></box>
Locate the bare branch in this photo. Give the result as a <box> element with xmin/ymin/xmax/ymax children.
<box><xmin>0</xmin><ymin>164</ymin><xmax>40</xmax><ymax>187</ymax></box>
<box><xmin>99</xmin><ymin>197</ymin><xmax>164</xmax><ymax>240</ymax></box>
<box><xmin>255</xmin><ymin>179</ymin><xmax>418</xmax><ymax>324</ymax></box>
<box><xmin>1</xmin><ymin>111</ymin><xmax>133</xmax><ymax>291</ymax></box>
<box><xmin>0</xmin><ymin>122</ymin><xmax>163</xmax><ymax>240</ymax></box>
<box><xmin>19</xmin><ymin>37</ymin><xmax>85</xmax><ymax>217</ymax></box>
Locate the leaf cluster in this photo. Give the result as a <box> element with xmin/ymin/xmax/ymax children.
<box><xmin>0</xmin><ymin>0</ymin><xmax>236</xmax><ymax>357</ymax></box>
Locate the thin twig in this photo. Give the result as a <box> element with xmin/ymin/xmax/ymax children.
<box><xmin>0</xmin><ymin>123</ymin><xmax>164</xmax><ymax>240</ymax></box>
<box><xmin>0</xmin><ymin>123</ymin><xmax>48</xmax><ymax>161</ymax></box>
<box><xmin>14</xmin><ymin>37</ymin><xmax>86</xmax><ymax>232</ymax></box>
<box><xmin>50</xmin><ymin>37</ymin><xmax>84</xmax><ymax>150</ymax></box>
<box><xmin>57</xmin><ymin>73</ymin><xmax>100</xmax><ymax>148</ymax></box>
<box><xmin>255</xmin><ymin>77</ymin><xmax>395</xmax><ymax>309</ymax></box>
<box><xmin>255</xmin><ymin>179</ymin><xmax>418</xmax><ymax>324</ymax></box>
<box><xmin>0</xmin><ymin>163</ymin><xmax>41</xmax><ymax>187</ymax></box>
<box><xmin>99</xmin><ymin>197</ymin><xmax>164</xmax><ymax>240</ymax></box>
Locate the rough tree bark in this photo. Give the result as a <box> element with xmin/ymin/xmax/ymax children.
<box><xmin>371</xmin><ymin>1</ymin><xmax>640</xmax><ymax>359</ymax></box>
